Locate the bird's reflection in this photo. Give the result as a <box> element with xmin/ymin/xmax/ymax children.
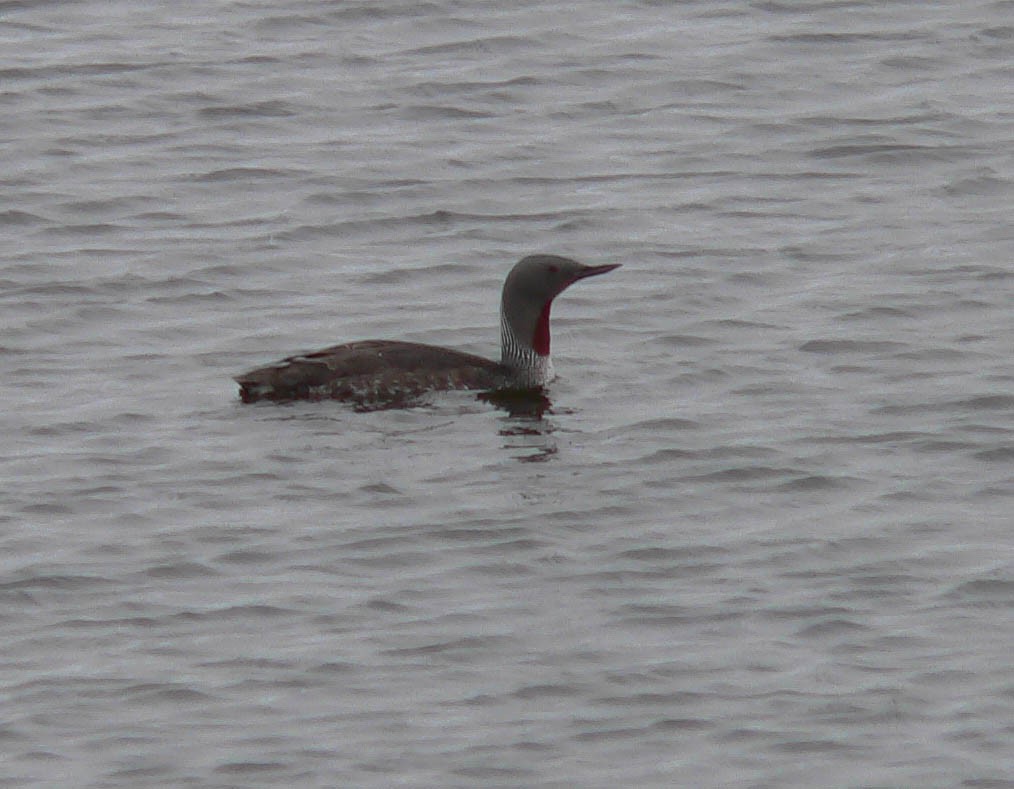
<box><xmin>477</xmin><ymin>388</ymin><xmax>552</xmax><ymax>418</ymax></box>
<box><xmin>478</xmin><ymin>388</ymin><xmax>559</xmax><ymax>462</ymax></box>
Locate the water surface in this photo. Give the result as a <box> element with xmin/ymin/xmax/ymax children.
<box><xmin>2</xmin><ymin>1</ymin><xmax>1012</xmax><ymax>786</ymax></box>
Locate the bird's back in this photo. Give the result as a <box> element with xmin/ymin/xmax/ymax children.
<box><xmin>235</xmin><ymin>340</ymin><xmax>507</xmax><ymax>406</ymax></box>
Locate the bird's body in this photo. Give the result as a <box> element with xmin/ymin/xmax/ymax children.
<box><xmin>235</xmin><ymin>340</ymin><xmax>508</xmax><ymax>405</ymax></box>
<box><xmin>235</xmin><ymin>255</ymin><xmax>619</xmax><ymax>407</ymax></box>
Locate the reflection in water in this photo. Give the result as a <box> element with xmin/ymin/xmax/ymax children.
<box><xmin>478</xmin><ymin>389</ymin><xmax>558</xmax><ymax>462</ymax></box>
<box><xmin>477</xmin><ymin>388</ymin><xmax>552</xmax><ymax>419</ymax></box>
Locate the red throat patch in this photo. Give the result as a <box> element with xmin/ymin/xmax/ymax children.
<box><xmin>532</xmin><ymin>301</ymin><xmax>552</xmax><ymax>356</ymax></box>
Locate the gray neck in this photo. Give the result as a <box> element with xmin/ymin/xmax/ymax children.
<box><xmin>500</xmin><ymin>311</ymin><xmax>553</xmax><ymax>388</ymax></box>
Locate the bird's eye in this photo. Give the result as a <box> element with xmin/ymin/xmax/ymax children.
<box><xmin>548</xmin><ymin>265</ymin><xmax>559</xmax><ymax>273</ymax></box>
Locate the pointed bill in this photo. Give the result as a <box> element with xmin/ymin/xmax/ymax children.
<box><xmin>573</xmin><ymin>263</ymin><xmax>621</xmax><ymax>281</ymax></box>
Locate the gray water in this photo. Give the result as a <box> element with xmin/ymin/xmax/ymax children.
<box><xmin>2</xmin><ymin>1</ymin><xmax>1013</xmax><ymax>786</ymax></box>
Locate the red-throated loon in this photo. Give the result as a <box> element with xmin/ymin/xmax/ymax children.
<box><xmin>234</xmin><ymin>254</ymin><xmax>620</xmax><ymax>406</ymax></box>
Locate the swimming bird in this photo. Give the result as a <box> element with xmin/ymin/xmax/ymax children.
<box><xmin>235</xmin><ymin>254</ymin><xmax>620</xmax><ymax>407</ymax></box>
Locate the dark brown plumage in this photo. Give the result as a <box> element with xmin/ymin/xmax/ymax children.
<box><xmin>236</xmin><ymin>340</ymin><xmax>507</xmax><ymax>405</ymax></box>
